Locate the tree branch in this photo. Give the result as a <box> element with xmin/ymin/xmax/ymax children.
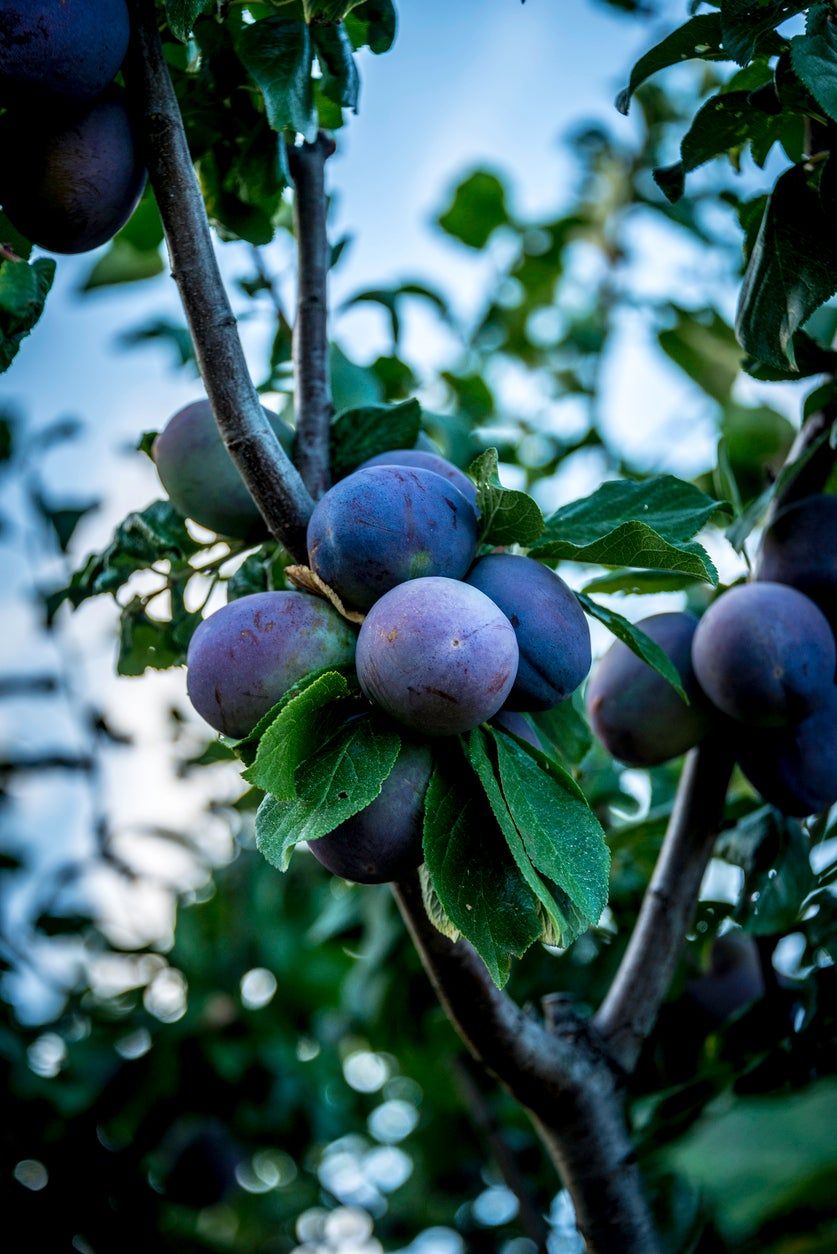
<box><xmin>124</xmin><ymin>1</ymin><xmax>314</xmax><ymax>561</ymax></box>
<box><xmin>289</xmin><ymin>134</ymin><xmax>336</xmax><ymax>500</ymax></box>
<box><xmin>594</xmin><ymin>739</ymin><xmax>734</xmax><ymax>1073</ymax></box>
<box><xmin>393</xmin><ymin>875</ymin><xmax>660</xmax><ymax>1252</ymax></box>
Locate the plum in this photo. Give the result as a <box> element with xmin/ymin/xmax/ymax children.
<box><xmin>356</xmin><ymin>577</ymin><xmax>519</xmax><ymax>736</ymax></box>
<box><xmin>0</xmin><ymin>0</ymin><xmax>130</xmax><ymax>101</ymax></box>
<box><xmin>186</xmin><ymin>591</ymin><xmax>357</xmax><ymax>739</ymax></box>
<box><xmin>686</xmin><ymin>934</ymin><xmax>764</xmax><ymax>1027</ymax></box>
<box><xmin>358</xmin><ymin>448</ymin><xmax>478</xmax><ymax>509</ymax></box>
<box><xmin>491</xmin><ymin>709</ymin><xmax>542</xmax><ymax>750</ymax></box>
<box><xmin>308</xmin><ymin>742</ymin><xmax>432</xmax><ymax>883</ymax></box>
<box><xmin>466</xmin><ymin>554</ymin><xmax>591</xmax><ymax>711</ymax></box>
<box><xmin>737</xmin><ymin>687</ymin><xmax>837</xmax><ymax>816</ymax></box>
<box><xmin>154</xmin><ymin>399</ymin><xmax>294</xmax><ymax>540</ymax></box>
<box><xmin>586</xmin><ymin>612</ymin><xmax>710</xmax><ymax>767</ymax></box>
<box><xmin>0</xmin><ymin>89</ymin><xmax>145</xmax><ymax>254</ymax></box>
<box><xmin>307</xmin><ymin>466</ymin><xmax>478</xmax><ymax>611</ymax></box>
<box><xmin>692</xmin><ymin>582</ymin><xmax>835</xmax><ymax>727</ymax></box>
<box><xmin>758</xmin><ymin>494</ymin><xmax>837</xmax><ymax>633</ymax></box>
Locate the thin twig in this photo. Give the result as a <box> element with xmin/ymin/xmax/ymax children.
<box><xmin>289</xmin><ymin>134</ymin><xmax>336</xmax><ymax>500</ymax></box>
<box><xmin>124</xmin><ymin>1</ymin><xmax>313</xmax><ymax>560</ymax></box>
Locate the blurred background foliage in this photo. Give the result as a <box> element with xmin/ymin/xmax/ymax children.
<box><xmin>2</xmin><ymin>1</ymin><xmax>837</xmax><ymax>1250</ymax></box>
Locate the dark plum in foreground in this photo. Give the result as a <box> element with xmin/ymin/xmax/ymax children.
<box><xmin>0</xmin><ymin>89</ymin><xmax>145</xmax><ymax>253</ymax></box>
<box><xmin>737</xmin><ymin>688</ymin><xmax>837</xmax><ymax>816</ymax></box>
<box><xmin>154</xmin><ymin>399</ymin><xmax>294</xmax><ymax>540</ymax></box>
<box><xmin>759</xmin><ymin>494</ymin><xmax>837</xmax><ymax>633</ymax></box>
<box><xmin>186</xmin><ymin>592</ymin><xmax>356</xmax><ymax>739</ymax></box>
<box><xmin>0</xmin><ymin>0</ymin><xmax>130</xmax><ymax>101</ymax></box>
<box><xmin>307</xmin><ymin>466</ymin><xmax>478</xmax><ymax>610</ymax></box>
<box><xmin>358</xmin><ymin>448</ymin><xmax>478</xmax><ymax>509</ymax></box>
<box><xmin>692</xmin><ymin>582</ymin><xmax>835</xmax><ymax>728</ymax></box>
<box><xmin>308</xmin><ymin>742</ymin><xmax>432</xmax><ymax>883</ymax></box>
<box><xmin>466</xmin><ymin>554</ymin><xmax>591</xmax><ymax>711</ymax></box>
<box><xmin>356</xmin><ymin>577</ymin><xmax>519</xmax><ymax>736</ymax></box>
<box><xmin>586</xmin><ymin>611</ymin><xmax>710</xmax><ymax>767</ymax></box>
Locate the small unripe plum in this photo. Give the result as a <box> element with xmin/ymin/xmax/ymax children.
<box><xmin>0</xmin><ymin>0</ymin><xmax>130</xmax><ymax>101</ymax></box>
<box><xmin>154</xmin><ymin>399</ymin><xmax>294</xmax><ymax>540</ymax></box>
<box><xmin>692</xmin><ymin>582</ymin><xmax>835</xmax><ymax>727</ymax></box>
<box><xmin>356</xmin><ymin>577</ymin><xmax>519</xmax><ymax>736</ymax></box>
<box><xmin>358</xmin><ymin>448</ymin><xmax>478</xmax><ymax>509</ymax></box>
<box><xmin>308</xmin><ymin>742</ymin><xmax>432</xmax><ymax>883</ymax></box>
<box><xmin>586</xmin><ymin>612</ymin><xmax>710</xmax><ymax>767</ymax></box>
<box><xmin>186</xmin><ymin>592</ymin><xmax>357</xmax><ymax>739</ymax></box>
<box><xmin>307</xmin><ymin>466</ymin><xmax>479</xmax><ymax>611</ymax></box>
<box><xmin>758</xmin><ymin>494</ymin><xmax>837</xmax><ymax>633</ymax></box>
<box><xmin>738</xmin><ymin>687</ymin><xmax>837</xmax><ymax>816</ymax></box>
<box><xmin>466</xmin><ymin>554</ymin><xmax>591</xmax><ymax>711</ymax></box>
<box><xmin>0</xmin><ymin>89</ymin><xmax>145</xmax><ymax>254</ymax></box>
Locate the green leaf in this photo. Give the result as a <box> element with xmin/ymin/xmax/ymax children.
<box><xmin>530</xmin><ymin>475</ymin><xmax>724</xmax><ymax>584</ymax></box>
<box><xmin>118</xmin><ymin>597</ymin><xmax>200</xmax><ymax>676</ymax></box>
<box><xmin>243</xmin><ymin>671</ymin><xmax>355</xmax><ymax>798</ymax></box>
<box><xmin>466</xmin><ymin>448</ymin><xmax>544</xmax><ymax>546</ymax></box>
<box><xmin>0</xmin><ymin>257</ymin><xmax>55</xmax><ymax>374</ymax></box>
<box><xmin>790</xmin><ymin>24</ymin><xmax>837</xmax><ymax>123</ymax></box>
<box><xmin>238</xmin><ymin>19</ymin><xmax>317</xmax><ymax>141</ymax></box>
<box><xmin>616</xmin><ymin>15</ymin><xmax>727</xmax><ymax>115</ymax></box>
<box><xmin>418</xmin><ymin>865</ymin><xmax>460</xmax><ymax>943</ymax></box>
<box><xmin>330</xmin><ymin>398</ymin><xmax>422</xmax><ymax>478</ymax></box>
<box><xmin>653</xmin><ymin>91</ymin><xmax>785</xmax><ymax>204</ymax></box>
<box><xmin>491</xmin><ymin>729</ymin><xmax>610</xmax><ymax>930</ymax></box>
<box><xmin>466</xmin><ymin>729</ymin><xmax>590</xmax><ymax>948</ymax></box>
<box><xmin>79</xmin><ymin>239</ymin><xmax>164</xmax><ymax>292</ymax></box>
<box><xmin>165</xmin><ymin>0</ymin><xmax>214</xmax><ymax>41</ymax></box>
<box><xmin>256</xmin><ymin>717</ymin><xmax>400</xmax><ymax>869</ymax></box>
<box><xmin>737</xmin><ymin>163</ymin><xmax>837</xmax><ymax>370</ymax></box>
<box><xmin>343</xmin><ymin>0</ymin><xmax>397</xmax><ymax>54</ymax></box>
<box><xmin>657</xmin><ymin>306</ymin><xmax>742</xmax><ymax>401</ymax></box>
<box><xmin>577</xmin><ymin>593</ymin><xmax>689</xmax><ymax>702</ymax></box>
<box><xmin>340</xmin><ymin>282</ymin><xmax>449</xmax><ymax>349</ymax></box>
<box><xmin>313</xmin><ymin>23</ymin><xmax>360</xmax><ymax>111</ymax></box>
<box><xmin>581</xmin><ymin>568</ymin><xmax>701</xmax><ymax>595</ymax></box>
<box><xmin>422</xmin><ymin>756</ymin><xmax>542</xmax><ymax>987</ymax></box>
<box><xmin>720</xmin><ymin>0</ymin><xmax>809</xmax><ymax>65</ymax></box>
<box><xmin>304</xmin><ymin>0</ymin><xmax>363</xmax><ymax>20</ymax></box>
<box><xmin>437</xmin><ymin>171</ymin><xmax>510</xmax><ymax>250</ymax></box>
<box><xmin>530</xmin><ymin>694</ymin><xmax>593</xmax><ymax>768</ymax></box>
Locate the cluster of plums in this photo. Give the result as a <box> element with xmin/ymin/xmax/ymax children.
<box><xmin>0</xmin><ymin>1</ymin><xmax>145</xmax><ymax>253</ymax></box>
<box><xmin>168</xmin><ymin>399</ymin><xmax>592</xmax><ymax>882</ymax></box>
<box><xmin>587</xmin><ymin>493</ymin><xmax>837</xmax><ymax>818</ymax></box>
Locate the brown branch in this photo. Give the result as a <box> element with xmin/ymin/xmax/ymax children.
<box><xmin>594</xmin><ymin>739</ymin><xmax>735</xmax><ymax>1073</ymax></box>
<box><xmin>393</xmin><ymin>875</ymin><xmax>660</xmax><ymax>1252</ymax></box>
<box><xmin>124</xmin><ymin>1</ymin><xmax>314</xmax><ymax>561</ymax></box>
<box><xmin>289</xmin><ymin>134</ymin><xmax>336</xmax><ymax>500</ymax></box>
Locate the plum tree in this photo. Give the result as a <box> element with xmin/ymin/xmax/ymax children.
<box><xmin>691</xmin><ymin>582</ymin><xmax>835</xmax><ymax>727</ymax></box>
<box><xmin>307</xmin><ymin>465</ymin><xmax>478</xmax><ymax>610</ymax></box>
<box><xmin>0</xmin><ymin>0</ymin><xmax>130</xmax><ymax>101</ymax></box>
<box><xmin>356</xmin><ymin>577</ymin><xmax>519</xmax><ymax>736</ymax></box>
<box><xmin>308</xmin><ymin>742</ymin><xmax>432</xmax><ymax>883</ymax></box>
<box><xmin>759</xmin><ymin>494</ymin><xmax>837</xmax><ymax>633</ymax></box>
<box><xmin>466</xmin><ymin>554</ymin><xmax>591</xmax><ymax>711</ymax></box>
<box><xmin>586</xmin><ymin>611</ymin><xmax>710</xmax><ymax>766</ymax></box>
<box><xmin>186</xmin><ymin>592</ymin><xmax>357</xmax><ymax>739</ymax></box>
<box><xmin>737</xmin><ymin>687</ymin><xmax>837</xmax><ymax>816</ymax></box>
<box><xmin>0</xmin><ymin>89</ymin><xmax>145</xmax><ymax>254</ymax></box>
<box><xmin>154</xmin><ymin>399</ymin><xmax>294</xmax><ymax>540</ymax></box>
<box><xmin>357</xmin><ymin>448</ymin><xmax>479</xmax><ymax>509</ymax></box>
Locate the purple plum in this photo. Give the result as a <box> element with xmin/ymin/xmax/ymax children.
<box><xmin>738</xmin><ymin>687</ymin><xmax>837</xmax><ymax>816</ymax></box>
<box><xmin>186</xmin><ymin>591</ymin><xmax>357</xmax><ymax>739</ymax></box>
<box><xmin>307</xmin><ymin>466</ymin><xmax>478</xmax><ymax>611</ymax></box>
<box><xmin>0</xmin><ymin>0</ymin><xmax>130</xmax><ymax>101</ymax></box>
<box><xmin>758</xmin><ymin>494</ymin><xmax>837</xmax><ymax>634</ymax></box>
<box><xmin>356</xmin><ymin>577</ymin><xmax>519</xmax><ymax>736</ymax></box>
<box><xmin>358</xmin><ymin>448</ymin><xmax>478</xmax><ymax>509</ymax></box>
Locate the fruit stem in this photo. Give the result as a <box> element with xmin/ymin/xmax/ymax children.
<box><xmin>123</xmin><ymin>0</ymin><xmax>314</xmax><ymax>561</ymax></box>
